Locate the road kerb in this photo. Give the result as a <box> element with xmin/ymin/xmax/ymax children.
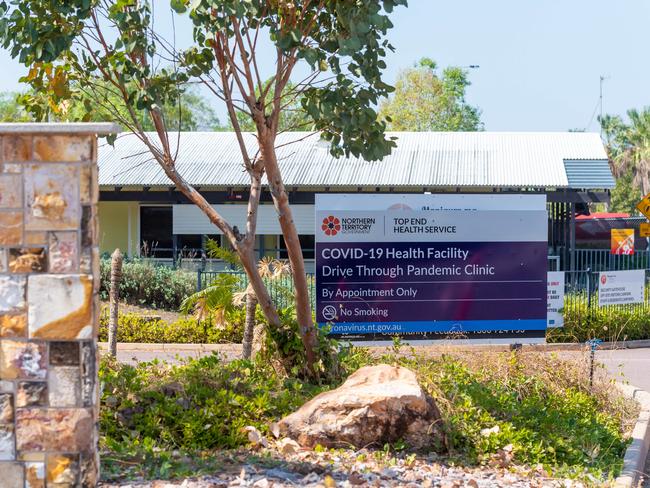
<box><xmin>614</xmin><ymin>383</ymin><xmax>650</xmax><ymax>488</ymax></box>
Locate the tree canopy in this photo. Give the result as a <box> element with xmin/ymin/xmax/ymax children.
<box><xmin>0</xmin><ymin>87</ymin><xmax>221</xmax><ymax>131</ymax></box>
<box><xmin>0</xmin><ymin>92</ymin><xmax>31</xmax><ymax>122</ymax></box>
<box><xmin>0</xmin><ymin>0</ymin><xmax>407</xmax><ymax>376</ymax></box>
<box><xmin>379</xmin><ymin>58</ymin><xmax>483</xmax><ymax>131</ymax></box>
<box><xmin>602</xmin><ymin>109</ymin><xmax>650</xmax><ymax>198</ymax></box>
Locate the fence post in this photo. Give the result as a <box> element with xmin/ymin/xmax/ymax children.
<box><xmin>586</xmin><ymin>267</ymin><xmax>592</xmax><ymax>310</ymax></box>
<box><xmin>197</xmin><ymin>269</ymin><xmax>202</xmax><ymax>292</ymax></box>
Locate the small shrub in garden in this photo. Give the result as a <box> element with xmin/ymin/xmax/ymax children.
<box><xmin>100</xmin><ymin>355</ymin><xmax>328</xmax><ymax>452</ymax></box>
<box><xmin>99</xmin><ymin>311</ymin><xmax>243</xmax><ymax>344</ymax></box>
<box><xmin>547</xmin><ymin>292</ymin><xmax>650</xmax><ymax>343</ymax></box>
<box><xmin>99</xmin><ymin>258</ymin><xmax>195</xmax><ymax>310</ymax></box>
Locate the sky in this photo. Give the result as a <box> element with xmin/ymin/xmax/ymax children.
<box><xmin>0</xmin><ymin>0</ymin><xmax>648</xmax><ymax>132</ymax></box>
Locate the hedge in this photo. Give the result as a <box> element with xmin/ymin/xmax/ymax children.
<box><xmin>99</xmin><ymin>311</ymin><xmax>244</xmax><ymax>344</ymax></box>
<box><xmin>99</xmin><ymin>258</ymin><xmax>195</xmax><ymax>310</ymax></box>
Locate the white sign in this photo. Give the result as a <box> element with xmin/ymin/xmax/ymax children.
<box><xmin>547</xmin><ymin>271</ymin><xmax>565</xmax><ymax>328</ymax></box>
<box><xmin>598</xmin><ymin>270</ymin><xmax>645</xmax><ymax>306</ymax></box>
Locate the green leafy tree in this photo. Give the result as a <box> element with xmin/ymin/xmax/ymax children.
<box><xmin>602</xmin><ymin>109</ymin><xmax>650</xmax><ymax>197</ymax></box>
<box><xmin>0</xmin><ymin>92</ymin><xmax>31</xmax><ymax>121</ymax></box>
<box><xmin>609</xmin><ymin>169</ymin><xmax>641</xmax><ymax>215</ymax></box>
<box><xmin>227</xmin><ymin>81</ymin><xmax>310</xmax><ymax>132</ymax></box>
<box><xmin>0</xmin><ymin>0</ymin><xmax>406</xmax><ymax>377</ymax></box>
<box><xmin>7</xmin><ymin>86</ymin><xmax>222</xmax><ymax>131</ymax></box>
<box><xmin>379</xmin><ymin>58</ymin><xmax>483</xmax><ymax>131</ymax></box>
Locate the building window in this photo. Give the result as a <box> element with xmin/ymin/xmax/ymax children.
<box><xmin>176</xmin><ymin>235</ymin><xmax>203</xmax><ymax>258</ymax></box>
<box><xmin>279</xmin><ymin>234</ymin><xmax>315</xmax><ymax>260</ymax></box>
<box><xmin>140</xmin><ymin>206</ymin><xmax>173</xmax><ymax>258</ymax></box>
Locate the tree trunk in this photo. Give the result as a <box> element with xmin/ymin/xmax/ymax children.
<box><xmin>108</xmin><ymin>248</ymin><xmax>123</xmax><ymax>358</ymax></box>
<box><xmin>242</xmin><ymin>290</ymin><xmax>257</xmax><ymax>360</ymax></box>
<box><xmin>258</xmin><ymin>134</ymin><xmax>319</xmax><ymax>375</ymax></box>
<box><xmin>237</xmin><ymin>246</ymin><xmax>283</xmax><ymax>331</ymax></box>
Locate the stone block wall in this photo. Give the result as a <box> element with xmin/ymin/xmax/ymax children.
<box><xmin>0</xmin><ymin>124</ymin><xmax>118</xmax><ymax>487</ymax></box>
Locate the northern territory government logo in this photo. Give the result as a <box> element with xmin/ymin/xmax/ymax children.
<box><xmin>321</xmin><ymin>215</ymin><xmax>376</xmax><ymax>237</ymax></box>
<box><xmin>321</xmin><ymin>216</ymin><xmax>341</xmax><ymax>236</ymax></box>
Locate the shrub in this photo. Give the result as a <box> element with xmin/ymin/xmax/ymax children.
<box><xmin>99</xmin><ymin>258</ymin><xmax>195</xmax><ymax>310</ymax></box>
<box><xmin>547</xmin><ymin>292</ymin><xmax>650</xmax><ymax>343</ymax></box>
<box><xmin>100</xmin><ymin>355</ymin><xmax>327</xmax><ymax>452</ymax></box>
<box><xmin>99</xmin><ymin>311</ymin><xmax>244</xmax><ymax>344</ymax></box>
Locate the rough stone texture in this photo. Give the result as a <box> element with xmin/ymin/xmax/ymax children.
<box><xmin>48</xmin><ymin>232</ymin><xmax>78</xmax><ymax>273</ymax></box>
<box><xmin>25</xmin><ymin>461</ymin><xmax>45</xmax><ymax>488</ymax></box>
<box><xmin>34</xmin><ymin>135</ymin><xmax>92</xmax><ymax>162</ymax></box>
<box><xmin>48</xmin><ymin>367</ymin><xmax>80</xmax><ymax>407</ymax></box>
<box><xmin>0</xmin><ymin>393</ymin><xmax>14</xmax><ymax>423</ymax></box>
<box><xmin>24</xmin><ymin>232</ymin><xmax>47</xmax><ymax>246</ymax></box>
<box><xmin>0</xmin><ymin>126</ymin><xmax>104</xmax><ymax>483</ymax></box>
<box><xmin>46</xmin><ymin>453</ymin><xmax>79</xmax><ymax>485</ymax></box>
<box><xmin>0</xmin><ymin>341</ymin><xmax>47</xmax><ymax>380</ymax></box>
<box><xmin>0</xmin><ymin>174</ymin><xmax>22</xmax><ymax>208</ymax></box>
<box><xmin>0</xmin><ymin>461</ymin><xmax>24</xmax><ymax>488</ymax></box>
<box><xmin>2</xmin><ymin>135</ymin><xmax>31</xmax><ymax>162</ymax></box>
<box><xmin>278</xmin><ymin>365</ymin><xmax>445</xmax><ymax>450</ymax></box>
<box><xmin>81</xmin><ymin>342</ymin><xmax>96</xmax><ymax>408</ymax></box>
<box><xmin>24</xmin><ymin>163</ymin><xmax>79</xmax><ymax>231</ymax></box>
<box><xmin>0</xmin><ymin>211</ymin><xmax>22</xmax><ymax>245</ymax></box>
<box><xmin>0</xmin><ymin>276</ymin><xmax>25</xmax><ymax>313</ymax></box>
<box><xmin>49</xmin><ymin>342</ymin><xmax>80</xmax><ymax>366</ymax></box>
<box><xmin>8</xmin><ymin>248</ymin><xmax>47</xmax><ymax>273</ymax></box>
<box><xmin>16</xmin><ymin>382</ymin><xmax>47</xmax><ymax>408</ymax></box>
<box><xmin>79</xmin><ymin>451</ymin><xmax>98</xmax><ymax>487</ymax></box>
<box><xmin>28</xmin><ymin>274</ymin><xmax>93</xmax><ymax>339</ymax></box>
<box><xmin>79</xmin><ymin>165</ymin><xmax>92</xmax><ymax>205</ymax></box>
<box><xmin>15</xmin><ymin>408</ymin><xmax>93</xmax><ymax>451</ymax></box>
<box><xmin>2</xmin><ymin>163</ymin><xmax>22</xmax><ymax>174</ymax></box>
<box><xmin>0</xmin><ymin>424</ymin><xmax>15</xmax><ymax>460</ymax></box>
<box><xmin>0</xmin><ymin>314</ymin><xmax>27</xmax><ymax>338</ymax></box>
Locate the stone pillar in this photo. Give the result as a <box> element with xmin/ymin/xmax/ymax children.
<box><xmin>0</xmin><ymin>123</ymin><xmax>119</xmax><ymax>488</ymax></box>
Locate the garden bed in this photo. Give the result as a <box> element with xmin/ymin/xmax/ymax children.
<box><xmin>99</xmin><ymin>348</ymin><xmax>638</xmax><ymax>485</ymax></box>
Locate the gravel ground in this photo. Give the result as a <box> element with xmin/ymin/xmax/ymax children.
<box><xmin>99</xmin><ymin>445</ymin><xmax>600</xmax><ymax>488</ymax></box>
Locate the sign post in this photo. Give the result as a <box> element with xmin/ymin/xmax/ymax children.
<box><xmin>315</xmin><ymin>194</ymin><xmax>548</xmax><ymax>343</ymax></box>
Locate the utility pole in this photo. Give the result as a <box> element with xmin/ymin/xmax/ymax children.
<box><xmin>599</xmin><ymin>75</ymin><xmax>606</xmax><ymax>136</ymax></box>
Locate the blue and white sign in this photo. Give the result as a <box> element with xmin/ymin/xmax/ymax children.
<box><xmin>315</xmin><ymin>194</ymin><xmax>548</xmax><ymax>342</ymax></box>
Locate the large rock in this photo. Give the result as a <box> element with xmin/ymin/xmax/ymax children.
<box><xmin>277</xmin><ymin>364</ymin><xmax>445</xmax><ymax>450</ymax></box>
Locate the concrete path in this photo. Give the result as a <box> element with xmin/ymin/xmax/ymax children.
<box><xmin>106</xmin><ymin>343</ymin><xmax>650</xmax><ymax>390</ymax></box>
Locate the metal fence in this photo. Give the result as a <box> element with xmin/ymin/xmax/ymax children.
<box><xmin>198</xmin><ymin>270</ymin><xmax>316</xmax><ymax>309</ymax></box>
<box><xmin>562</xmin><ymin>269</ymin><xmax>650</xmax><ymax>331</ymax></box>
<box><xmin>557</xmin><ymin>247</ymin><xmax>650</xmax><ymax>272</ymax></box>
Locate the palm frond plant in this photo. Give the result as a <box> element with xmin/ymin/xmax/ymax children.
<box><xmin>180</xmin><ymin>239</ymin><xmax>292</xmax><ymax>359</ymax></box>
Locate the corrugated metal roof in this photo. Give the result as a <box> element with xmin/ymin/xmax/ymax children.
<box><xmin>564</xmin><ymin>159</ymin><xmax>615</xmax><ymax>189</ymax></box>
<box><xmin>98</xmin><ymin>131</ymin><xmax>612</xmax><ymax>190</ymax></box>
